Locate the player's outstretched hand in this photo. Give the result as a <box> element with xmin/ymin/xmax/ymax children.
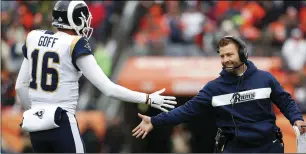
<box><xmin>132</xmin><ymin>113</ymin><xmax>153</xmax><ymax>139</ymax></box>
<box><xmin>148</xmin><ymin>88</ymin><xmax>177</xmax><ymax>112</ymax></box>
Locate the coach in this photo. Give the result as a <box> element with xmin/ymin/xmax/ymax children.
<box><xmin>132</xmin><ymin>36</ymin><xmax>306</xmax><ymax>153</ymax></box>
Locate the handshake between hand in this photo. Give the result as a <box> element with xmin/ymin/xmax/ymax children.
<box><xmin>132</xmin><ymin>88</ymin><xmax>176</xmax><ymax>139</ymax></box>
<box><xmin>146</xmin><ymin>88</ymin><xmax>177</xmax><ymax>112</ymax></box>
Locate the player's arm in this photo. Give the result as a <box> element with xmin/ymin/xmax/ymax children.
<box><xmin>72</xmin><ymin>37</ymin><xmax>176</xmax><ymax>112</ymax></box>
<box><xmin>15</xmin><ymin>42</ymin><xmax>31</xmax><ymax>110</ymax></box>
<box><xmin>268</xmin><ymin>73</ymin><xmax>304</xmax><ymax>125</ymax></box>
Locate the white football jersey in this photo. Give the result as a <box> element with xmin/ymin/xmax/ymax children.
<box><xmin>22</xmin><ymin>30</ymin><xmax>92</xmax><ymax>114</ymax></box>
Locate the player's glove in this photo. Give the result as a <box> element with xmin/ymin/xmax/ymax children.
<box><xmin>145</xmin><ymin>88</ymin><xmax>177</xmax><ymax>112</ymax></box>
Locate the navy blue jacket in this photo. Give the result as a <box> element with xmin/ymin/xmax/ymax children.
<box><xmin>151</xmin><ymin>60</ymin><xmax>303</xmax><ymax>143</ymax></box>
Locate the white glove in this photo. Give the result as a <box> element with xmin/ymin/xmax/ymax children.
<box><xmin>146</xmin><ymin>88</ymin><xmax>177</xmax><ymax>112</ymax></box>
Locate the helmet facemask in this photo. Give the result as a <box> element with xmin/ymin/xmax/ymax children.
<box><xmin>77</xmin><ymin>12</ymin><xmax>93</xmax><ymax>40</ymax></box>
<box><xmin>72</xmin><ymin>9</ymin><xmax>93</xmax><ymax>40</ymax></box>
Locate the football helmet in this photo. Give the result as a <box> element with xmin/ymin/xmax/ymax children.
<box><xmin>52</xmin><ymin>1</ymin><xmax>93</xmax><ymax>39</ymax></box>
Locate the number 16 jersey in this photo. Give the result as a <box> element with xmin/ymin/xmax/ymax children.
<box><xmin>22</xmin><ymin>30</ymin><xmax>92</xmax><ymax>114</ymax></box>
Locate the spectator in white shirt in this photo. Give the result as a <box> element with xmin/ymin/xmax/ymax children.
<box><xmin>281</xmin><ymin>28</ymin><xmax>306</xmax><ymax>72</ymax></box>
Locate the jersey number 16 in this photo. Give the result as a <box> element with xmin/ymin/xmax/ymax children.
<box><xmin>29</xmin><ymin>49</ymin><xmax>59</xmax><ymax>92</ymax></box>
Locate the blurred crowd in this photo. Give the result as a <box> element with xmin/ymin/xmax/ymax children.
<box><xmin>1</xmin><ymin>0</ymin><xmax>306</xmax><ymax>153</ymax></box>
<box><xmin>133</xmin><ymin>1</ymin><xmax>306</xmax><ymax>56</ymax></box>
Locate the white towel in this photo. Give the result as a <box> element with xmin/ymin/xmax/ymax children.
<box><xmin>293</xmin><ymin>126</ymin><xmax>306</xmax><ymax>153</ymax></box>
<box><xmin>21</xmin><ymin>105</ymin><xmax>61</xmax><ymax>132</ymax></box>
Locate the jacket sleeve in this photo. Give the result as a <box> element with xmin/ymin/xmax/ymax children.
<box><xmin>269</xmin><ymin>73</ymin><xmax>304</xmax><ymax>125</ymax></box>
<box><xmin>151</xmin><ymin>82</ymin><xmax>213</xmax><ymax>127</ymax></box>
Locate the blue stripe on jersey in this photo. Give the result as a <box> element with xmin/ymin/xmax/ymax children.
<box><xmin>22</xmin><ymin>42</ymin><xmax>28</xmax><ymax>59</ymax></box>
<box><xmin>71</xmin><ymin>37</ymin><xmax>93</xmax><ymax>71</ymax></box>
<box><xmin>44</xmin><ymin>30</ymin><xmax>54</xmax><ymax>35</ymax></box>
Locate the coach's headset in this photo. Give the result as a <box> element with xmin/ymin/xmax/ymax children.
<box><xmin>217</xmin><ymin>36</ymin><xmax>248</xmax><ymax>70</ymax></box>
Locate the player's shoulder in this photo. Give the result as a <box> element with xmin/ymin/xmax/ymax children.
<box><xmin>27</xmin><ymin>29</ymin><xmax>54</xmax><ymax>39</ymax></box>
<box><xmin>71</xmin><ymin>36</ymin><xmax>91</xmax><ymax>53</ymax></box>
<box><xmin>71</xmin><ymin>36</ymin><xmax>88</xmax><ymax>43</ymax></box>
<box><xmin>70</xmin><ymin>36</ymin><xmax>93</xmax><ymax>70</ymax></box>
<box><xmin>27</xmin><ymin>29</ymin><xmax>49</xmax><ymax>35</ymax></box>
<box><xmin>74</xmin><ymin>36</ymin><xmax>90</xmax><ymax>45</ymax></box>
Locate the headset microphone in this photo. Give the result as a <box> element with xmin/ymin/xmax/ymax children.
<box><xmin>222</xmin><ymin>62</ymin><xmax>245</xmax><ymax>70</ymax></box>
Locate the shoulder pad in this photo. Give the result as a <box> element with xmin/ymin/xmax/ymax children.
<box><xmin>70</xmin><ymin>36</ymin><xmax>93</xmax><ymax>71</ymax></box>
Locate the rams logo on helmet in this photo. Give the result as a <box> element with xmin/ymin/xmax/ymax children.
<box><xmin>52</xmin><ymin>1</ymin><xmax>93</xmax><ymax>39</ymax></box>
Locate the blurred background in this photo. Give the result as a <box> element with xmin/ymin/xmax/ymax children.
<box><xmin>1</xmin><ymin>0</ymin><xmax>306</xmax><ymax>153</ymax></box>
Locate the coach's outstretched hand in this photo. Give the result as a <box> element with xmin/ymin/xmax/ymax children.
<box><xmin>148</xmin><ymin>88</ymin><xmax>177</xmax><ymax>112</ymax></box>
<box><xmin>132</xmin><ymin>113</ymin><xmax>153</xmax><ymax>139</ymax></box>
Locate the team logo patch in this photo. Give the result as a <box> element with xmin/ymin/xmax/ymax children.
<box><xmin>33</xmin><ymin>109</ymin><xmax>45</xmax><ymax>119</ymax></box>
<box><xmin>84</xmin><ymin>43</ymin><xmax>91</xmax><ymax>50</ymax></box>
<box><xmin>230</xmin><ymin>92</ymin><xmax>256</xmax><ymax>104</ymax></box>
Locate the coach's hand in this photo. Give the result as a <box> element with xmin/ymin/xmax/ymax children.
<box><xmin>294</xmin><ymin>120</ymin><xmax>306</xmax><ymax>133</ymax></box>
<box><xmin>147</xmin><ymin>88</ymin><xmax>177</xmax><ymax>112</ymax></box>
<box><xmin>132</xmin><ymin>113</ymin><xmax>153</xmax><ymax>139</ymax></box>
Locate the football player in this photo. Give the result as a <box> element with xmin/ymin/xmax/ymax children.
<box><xmin>15</xmin><ymin>1</ymin><xmax>176</xmax><ymax>153</ymax></box>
